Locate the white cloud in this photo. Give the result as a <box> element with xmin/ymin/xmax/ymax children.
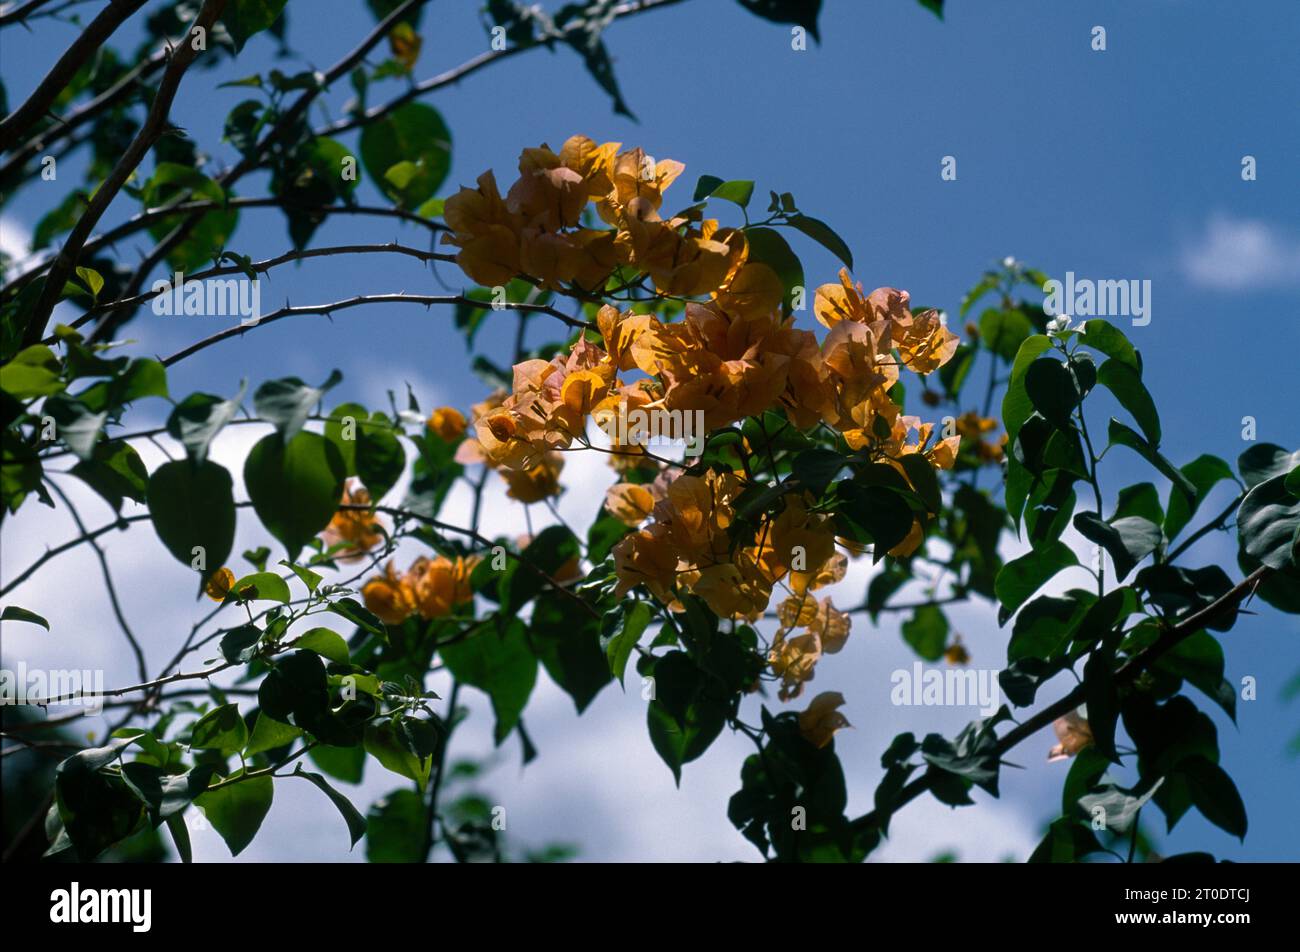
<box><xmin>1181</xmin><ymin>215</ymin><xmax>1300</xmax><ymax>290</ymax></box>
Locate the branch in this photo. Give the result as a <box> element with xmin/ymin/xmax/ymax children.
<box><xmin>159</xmin><ymin>292</ymin><xmax>592</xmax><ymax>368</ymax></box>
<box><xmin>6</xmin><ymin>197</ymin><xmax>444</xmax><ymax>299</ymax></box>
<box><xmin>319</xmin><ymin>0</ymin><xmax>690</xmax><ymax>138</ymax></box>
<box><xmin>0</xmin><ymin>512</ymin><xmax>150</xmax><ymax>597</ymax></box>
<box><xmin>0</xmin><ymin>46</ymin><xmax>167</xmax><ymax>183</ymax></box>
<box><xmin>1165</xmin><ymin>490</ymin><xmax>1246</xmax><ymax>564</ymax></box>
<box><xmin>0</xmin><ymin>0</ymin><xmax>60</xmax><ymax>27</ymax></box>
<box><xmin>22</xmin><ymin>0</ymin><xmax>230</xmax><ymax>346</ymax></box>
<box><xmin>62</xmin><ymin>242</ymin><xmax>454</xmax><ymax>332</ymax></box>
<box><xmin>847</xmin><ymin>563</ymin><xmax>1273</xmax><ymax>836</ymax></box>
<box><xmin>0</xmin><ymin>0</ymin><xmax>147</xmax><ymax>145</ymax></box>
<box><xmin>44</xmin><ymin>478</ymin><xmax>147</xmax><ymax>682</ymax></box>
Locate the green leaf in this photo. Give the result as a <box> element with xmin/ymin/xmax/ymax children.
<box><xmin>166</xmin><ymin>813</ymin><xmax>192</xmax><ymax>863</ymax></box>
<box><xmin>1024</xmin><ymin>358</ymin><xmax>1079</xmax><ymax>430</ymax></box>
<box><xmin>258</xmin><ymin>650</ymin><xmax>355</xmax><ymax>748</ymax></box>
<box><xmin>498</xmin><ymin>526</ymin><xmax>580</xmax><ymax>614</ymax></box>
<box><xmin>737</xmin><ymin>0</ymin><xmax>823</xmax><ymax>41</ymax></box>
<box><xmin>646</xmin><ymin>653</ymin><xmax>728</xmax><ymax>785</ymax></box>
<box><xmin>308</xmin><ymin>744</ymin><xmax>364</xmax><ymax>784</ymax></box>
<box><xmin>529</xmin><ymin>591</ymin><xmax>611</xmax><ymax>714</ymax></box>
<box><xmin>326</xmin><ymin>597</ymin><xmax>387</xmax><ymax>638</ymax></box>
<box><xmin>363</xmin><ymin>721</ymin><xmax>431</xmax><ymax>786</ymax></box>
<box><xmin>292</xmin><ymin>764</ymin><xmax>366</xmax><ymax>848</ymax></box>
<box><xmin>323</xmin><ymin>402</ymin><xmax>367</xmax><ymax>475</ymax></box>
<box><xmin>244</xmin><ymin>712</ymin><xmax>302</xmax><ymax>757</ymax></box>
<box><xmin>220</xmin><ymin>624</ymin><xmax>262</xmax><ymax>664</ymax></box>
<box><xmin>74</xmin><ymin>266</ymin><xmax>103</xmax><ymax>300</ymax></box>
<box><xmin>70</xmin><ymin>440</ymin><xmax>148</xmax><ymax>512</ymax></box>
<box><xmin>791</xmin><ymin>447</ymin><xmax>846</xmax><ymax>498</ymax></box>
<box><xmin>695</xmin><ymin>177</ymin><xmax>754</xmax><ymax>208</ymax></box>
<box><xmin>1007</xmin><ymin>593</ymin><xmax>1094</xmax><ymax>663</ymax></box>
<box><xmin>786</xmin><ymin>214</ymin><xmax>853</xmax><ymax>270</ymax></box>
<box><xmin>225</xmin><ymin>571</ymin><xmax>292</xmax><ymax>604</ymax></box>
<box><xmin>1238</xmin><ymin>443</ymin><xmax>1300</xmax><ymax>489</ymax></box>
<box><xmin>222</xmin><ymin>0</ymin><xmax>288</xmax><ymax>52</ymax></box>
<box><xmin>1073</xmin><ymin>512</ymin><xmax>1161</xmax><ymax>582</ymax></box>
<box><xmin>898</xmin><ymin>453</ymin><xmax>942</xmax><ymax>513</ymax></box>
<box><xmin>244</xmin><ymin>431</ymin><xmax>346</xmax><ymax>560</ymax></box>
<box><xmin>1</xmin><ymin>605</ymin><xmax>50</xmax><ymax>629</ymax></box>
<box><xmin>1078</xmin><ymin>318</ymin><xmax>1139</xmax><ymax>370</ymax></box>
<box><xmin>355</xmin><ymin>412</ymin><xmax>406</xmax><ymax>503</ymax></box>
<box><xmin>54</xmin><ymin>741</ymin><xmax>146</xmax><ymax>860</ymax></box>
<box><xmin>1001</xmin><ymin>334</ymin><xmax>1054</xmax><ymax>449</ymax></box>
<box><xmin>1096</xmin><ymin>358</ymin><xmax>1160</xmax><ymax>446</ymax></box>
<box><xmin>147</xmin><ymin>459</ymin><xmax>236</xmax><ymax>579</ymax></box>
<box><xmin>280</xmin><ymin>559</ymin><xmax>323</xmax><ymax>593</ymax></box>
<box><xmin>1154</xmin><ymin>631</ymin><xmax>1235</xmax><ymax>720</ymax></box>
<box><xmin>831</xmin><ymin>483</ymin><xmax>915</xmax><ymax>561</ymax></box>
<box><xmin>1062</xmin><ymin>747</ymin><xmax>1110</xmax><ymax>816</ymax></box>
<box><xmin>440</xmin><ymin>619</ymin><xmax>537</xmax><ymax>744</ymax></box>
<box><xmin>922</xmin><ymin>713</ymin><xmax>1009</xmax><ymax>799</ymax></box>
<box><xmin>1164</xmin><ymin>454</ymin><xmax>1235</xmax><ymax>541</ymax></box>
<box><xmin>994</xmin><ymin>541</ymin><xmax>1078</xmax><ymax>623</ymax></box>
<box><xmin>901</xmin><ymin>604</ymin><xmax>949</xmax><ymax>661</ymax></box>
<box><xmin>600</xmin><ymin>600</ymin><xmax>652</xmax><ymax>684</ymax></box>
<box><xmin>252</xmin><ymin>370</ymin><xmax>342</xmax><ymax>441</ymax></box>
<box><xmin>189</xmin><ymin>703</ymin><xmax>248</xmax><ymax>752</ymax></box>
<box><xmin>1</xmin><ymin>344</ymin><xmax>65</xmax><ymax>398</ymax></box>
<box><xmin>359</xmin><ymin>103</ymin><xmax>451</xmax><ymax>209</ymax></box>
<box><xmin>979</xmin><ymin>308</ymin><xmax>1033</xmax><ymax>362</ymax></box>
<box><xmin>587</xmin><ymin>513</ymin><xmax>632</xmax><ymax>564</ymax></box>
<box><xmin>743</xmin><ymin>226</ymin><xmax>804</xmax><ymax>314</ymax></box>
<box><xmin>365</xmin><ymin>789</ymin><xmax>426</xmax><ymax>863</ymax></box>
<box><xmin>42</xmin><ymin>393</ymin><xmax>107</xmax><ymax>461</ymax></box>
<box><xmin>295</xmin><ymin>627</ymin><xmax>350</xmax><ymax>664</ymax></box>
<box><xmin>1114</xmin><ymin>482</ymin><xmax>1163</xmax><ymax>525</ymax></box>
<box><xmin>1238</xmin><ymin>472</ymin><xmax>1300</xmax><ymax>570</ymax></box>
<box><xmin>1028</xmin><ymin>818</ymin><xmax>1103</xmax><ymax>863</ymax></box>
<box><xmin>120</xmin><ymin>763</ymin><xmax>214</xmax><ymax>824</ymax></box>
<box><xmin>167</xmin><ymin>383</ymin><xmax>246</xmax><ymax>464</ymax></box>
<box><xmin>1107</xmin><ymin>419</ymin><xmax>1196</xmax><ymax>502</ymax></box>
<box><xmin>195</xmin><ymin>773</ymin><xmax>274</xmax><ymax>857</ymax></box>
<box><xmin>1180</xmin><ymin>755</ymin><xmax>1247</xmax><ymax>839</ymax></box>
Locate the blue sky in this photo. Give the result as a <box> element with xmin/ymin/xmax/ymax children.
<box><xmin>2</xmin><ymin>0</ymin><xmax>1298</xmax><ymax>861</ymax></box>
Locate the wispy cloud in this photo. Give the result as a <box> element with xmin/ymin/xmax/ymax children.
<box><xmin>1181</xmin><ymin>215</ymin><xmax>1300</xmax><ymax>291</ymax></box>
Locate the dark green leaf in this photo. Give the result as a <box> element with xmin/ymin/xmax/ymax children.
<box><xmin>786</xmin><ymin>214</ymin><xmax>853</xmax><ymax>270</ymax></box>
<box><xmin>147</xmin><ymin>459</ymin><xmax>236</xmax><ymax>579</ymax></box>
<box><xmin>994</xmin><ymin>541</ymin><xmax>1078</xmax><ymax>623</ymax></box>
<box><xmin>292</xmin><ymin>764</ymin><xmax>366</xmax><ymax>848</ymax></box>
<box><xmin>244</xmin><ymin>431</ymin><xmax>346</xmax><ymax>560</ymax></box>
<box><xmin>1073</xmin><ymin>512</ymin><xmax>1161</xmax><ymax>581</ymax></box>
<box><xmin>440</xmin><ymin>619</ymin><xmax>537</xmax><ymax>744</ymax></box>
<box><xmin>1238</xmin><ymin>472</ymin><xmax>1300</xmax><ymax>570</ymax></box>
